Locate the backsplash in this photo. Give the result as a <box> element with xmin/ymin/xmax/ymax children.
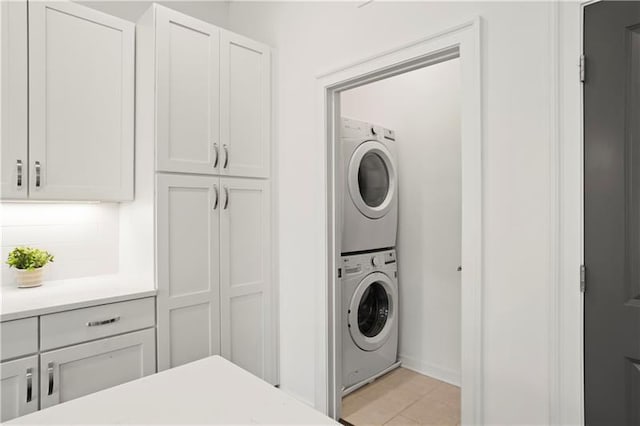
<box><xmin>0</xmin><ymin>203</ymin><xmax>119</xmax><ymax>286</ymax></box>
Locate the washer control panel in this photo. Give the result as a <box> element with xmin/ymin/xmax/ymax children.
<box><xmin>341</xmin><ymin>117</ymin><xmax>393</xmax><ymax>142</ymax></box>
<box><xmin>342</xmin><ymin>249</ymin><xmax>397</xmax><ymax>277</ymax></box>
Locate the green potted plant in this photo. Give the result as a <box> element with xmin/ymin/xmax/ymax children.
<box><xmin>6</xmin><ymin>247</ymin><xmax>54</xmax><ymax>288</ymax></box>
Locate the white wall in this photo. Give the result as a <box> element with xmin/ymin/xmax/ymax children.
<box><xmin>227</xmin><ymin>2</ymin><xmax>556</xmax><ymax>423</ymax></box>
<box><xmin>340</xmin><ymin>60</ymin><xmax>462</xmax><ymax>386</ymax></box>
<box><xmin>0</xmin><ymin>203</ymin><xmax>120</xmax><ymax>285</ymax></box>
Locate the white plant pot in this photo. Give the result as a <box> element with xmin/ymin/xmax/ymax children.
<box><xmin>15</xmin><ymin>268</ymin><xmax>44</xmax><ymax>288</ymax></box>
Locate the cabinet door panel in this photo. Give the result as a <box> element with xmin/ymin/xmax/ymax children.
<box><xmin>156</xmin><ymin>7</ymin><xmax>220</xmax><ymax>174</ymax></box>
<box><xmin>156</xmin><ymin>174</ymin><xmax>220</xmax><ymax>371</ymax></box>
<box><xmin>220</xmin><ymin>31</ymin><xmax>270</xmax><ymax>178</ymax></box>
<box><xmin>0</xmin><ymin>0</ymin><xmax>28</xmax><ymax>199</ymax></box>
<box><xmin>0</xmin><ymin>356</ymin><xmax>38</xmax><ymax>422</ymax></box>
<box><xmin>28</xmin><ymin>1</ymin><xmax>134</xmax><ymax>201</ymax></box>
<box><xmin>40</xmin><ymin>328</ymin><xmax>155</xmax><ymax>409</ymax></box>
<box><xmin>220</xmin><ymin>178</ymin><xmax>274</xmax><ymax>382</ymax></box>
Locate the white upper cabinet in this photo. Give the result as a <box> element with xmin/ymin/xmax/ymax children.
<box><xmin>0</xmin><ymin>1</ymin><xmax>28</xmax><ymax>199</ymax></box>
<box><xmin>149</xmin><ymin>7</ymin><xmax>271</xmax><ymax>178</ymax></box>
<box><xmin>0</xmin><ymin>0</ymin><xmax>134</xmax><ymax>201</ymax></box>
<box><xmin>220</xmin><ymin>31</ymin><xmax>271</xmax><ymax>178</ymax></box>
<box><xmin>27</xmin><ymin>1</ymin><xmax>134</xmax><ymax>201</ymax></box>
<box><xmin>155</xmin><ymin>7</ymin><xmax>221</xmax><ymax>175</ymax></box>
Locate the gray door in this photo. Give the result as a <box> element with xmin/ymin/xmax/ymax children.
<box><xmin>584</xmin><ymin>2</ymin><xmax>640</xmax><ymax>425</ymax></box>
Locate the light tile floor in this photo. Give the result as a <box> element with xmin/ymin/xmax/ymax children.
<box><xmin>341</xmin><ymin>368</ymin><xmax>460</xmax><ymax>426</ymax></box>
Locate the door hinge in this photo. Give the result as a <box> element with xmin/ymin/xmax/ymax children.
<box><xmin>580</xmin><ymin>264</ymin><xmax>586</xmax><ymax>293</ymax></box>
<box><xmin>579</xmin><ymin>54</ymin><xmax>585</xmax><ymax>83</ymax></box>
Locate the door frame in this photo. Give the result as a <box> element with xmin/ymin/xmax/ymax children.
<box><xmin>558</xmin><ymin>1</ymin><xmax>601</xmax><ymax>425</ymax></box>
<box><xmin>314</xmin><ymin>18</ymin><xmax>483</xmax><ymax>423</ymax></box>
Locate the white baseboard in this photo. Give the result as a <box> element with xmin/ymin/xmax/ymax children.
<box><xmin>398</xmin><ymin>354</ymin><xmax>461</xmax><ymax>387</ymax></box>
<box><xmin>278</xmin><ymin>385</ymin><xmax>315</xmax><ymax>408</ymax></box>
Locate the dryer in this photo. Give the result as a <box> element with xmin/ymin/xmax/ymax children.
<box><xmin>341</xmin><ymin>117</ymin><xmax>398</xmax><ymax>254</ymax></box>
<box><xmin>342</xmin><ymin>249</ymin><xmax>399</xmax><ymax>393</ymax></box>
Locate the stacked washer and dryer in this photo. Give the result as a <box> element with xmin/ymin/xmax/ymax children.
<box><xmin>340</xmin><ymin>117</ymin><xmax>400</xmax><ymax>395</ymax></box>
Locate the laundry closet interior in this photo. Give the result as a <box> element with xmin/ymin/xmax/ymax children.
<box><xmin>335</xmin><ymin>57</ymin><xmax>463</xmax><ymax>426</ymax></box>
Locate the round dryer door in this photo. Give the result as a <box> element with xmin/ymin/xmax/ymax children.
<box><xmin>348</xmin><ymin>271</ymin><xmax>397</xmax><ymax>352</ymax></box>
<box><xmin>348</xmin><ymin>141</ymin><xmax>397</xmax><ymax>219</ymax></box>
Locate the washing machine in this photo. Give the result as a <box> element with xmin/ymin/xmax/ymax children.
<box><xmin>342</xmin><ymin>249</ymin><xmax>399</xmax><ymax>393</ymax></box>
<box><xmin>341</xmin><ymin>117</ymin><xmax>398</xmax><ymax>254</ymax></box>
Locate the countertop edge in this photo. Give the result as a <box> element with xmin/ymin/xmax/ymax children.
<box><xmin>0</xmin><ymin>288</ymin><xmax>157</xmax><ymax>322</ymax></box>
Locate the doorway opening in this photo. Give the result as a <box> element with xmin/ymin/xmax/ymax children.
<box><xmin>338</xmin><ymin>58</ymin><xmax>462</xmax><ymax>425</ymax></box>
<box><xmin>316</xmin><ymin>18</ymin><xmax>483</xmax><ymax>425</ymax></box>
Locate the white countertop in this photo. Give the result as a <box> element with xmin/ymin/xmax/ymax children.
<box><xmin>0</xmin><ymin>274</ymin><xmax>156</xmax><ymax>322</ymax></box>
<box><xmin>9</xmin><ymin>355</ymin><xmax>337</xmax><ymax>425</ymax></box>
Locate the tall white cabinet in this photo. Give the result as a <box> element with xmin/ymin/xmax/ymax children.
<box><xmin>0</xmin><ymin>0</ymin><xmax>134</xmax><ymax>201</ymax></box>
<box><xmin>137</xmin><ymin>5</ymin><xmax>275</xmax><ymax>384</ymax></box>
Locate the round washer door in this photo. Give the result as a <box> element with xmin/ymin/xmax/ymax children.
<box><xmin>348</xmin><ymin>271</ymin><xmax>397</xmax><ymax>352</ymax></box>
<box><xmin>348</xmin><ymin>140</ymin><xmax>397</xmax><ymax>219</ymax></box>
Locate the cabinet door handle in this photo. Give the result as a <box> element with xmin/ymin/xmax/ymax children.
<box><xmin>16</xmin><ymin>160</ymin><xmax>23</xmax><ymax>187</ymax></box>
<box><xmin>86</xmin><ymin>316</ymin><xmax>120</xmax><ymax>327</ymax></box>
<box><xmin>213</xmin><ymin>143</ymin><xmax>219</xmax><ymax>168</ymax></box>
<box><xmin>223</xmin><ymin>144</ymin><xmax>229</xmax><ymax>169</ymax></box>
<box><xmin>224</xmin><ymin>186</ymin><xmax>229</xmax><ymax>210</ymax></box>
<box><xmin>47</xmin><ymin>362</ymin><xmax>54</xmax><ymax>396</ymax></box>
<box><xmin>213</xmin><ymin>185</ymin><xmax>219</xmax><ymax>210</ymax></box>
<box><xmin>35</xmin><ymin>161</ymin><xmax>41</xmax><ymax>188</ymax></box>
<box><xmin>26</xmin><ymin>368</ymin><xmax>33</xmax><ymax>402</ymax></box>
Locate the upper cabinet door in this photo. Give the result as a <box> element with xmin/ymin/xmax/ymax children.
<box><xmin>220</xmin><ymin>31</ymin><xmax>271</xmax><ymax>178</ymax></box>
<box><xmin>219</xmin><ymin>178</ymin><xmax>274</xmax><ymax>384</ymax></box>
<box><xmin>0</xmin><ymin>0</ymin><xmax>28</xmax><ymax>199</ymax></box>
<box><xmin>155</xmin><ymin>7</ymin><xmax>220</xmax><ymax>175</ymax></box>
<box><xmin>27</xmin><ymin>1</ymin><xmax>134</xmax><ymax>201</ymax></box>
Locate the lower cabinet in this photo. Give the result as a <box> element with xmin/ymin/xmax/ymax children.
<box><xmin>0</xmin><ymin>355</ymin><xmax>38</xmax><ymax>422</ymax></box>
<box><xmin>156</xmin><ymin>173</ymin><xmax>275</xmax><ymax>383</ymax></box>
<box><xmin>40</xmin><ymin>328</ymin><xmax>155</xmax><ymax>409</ymax></box>
<box><xmin>0</xmin><ymin>296</ymin><xmax>157</xmax><ymax>421</ymax></box>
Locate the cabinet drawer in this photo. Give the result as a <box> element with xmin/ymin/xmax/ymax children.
<box><xmin>40</xmin><ymin>297</ymin><xmax>155</xmax><ymax>351</ymax></box>
<box><xmin>1</xmin><ymin>317</ymin><xmax>38</xmax><ymax>361</ymax></box>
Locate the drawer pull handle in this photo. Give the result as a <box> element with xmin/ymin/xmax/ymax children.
<box><xmin>213</xmin><ymin>143</ymin><xmax>219</xmax><ymax>168</ymax></box>
<box><xmin>47</xmin><ymin>362</ymin><xmax>54</xmax><ymax>396</ymax></box>
<box><xmin>224</xmin><ymin>186</ymin><xmax>229</xmax><ymax>210</ymax></box>
<box><xmin>223</xmin><ymin>144</ymin><xmax>229</xmax><ymax>169</ymax></box>
<box><xmin>26</xmin><ymin>368</ymin><xmax>33</xmax><ymax>402</ymax></box>
<box><xmin>86</xmin><ymin>316</ymin><xmax>121</xmax><ymax>327</ymax></box>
